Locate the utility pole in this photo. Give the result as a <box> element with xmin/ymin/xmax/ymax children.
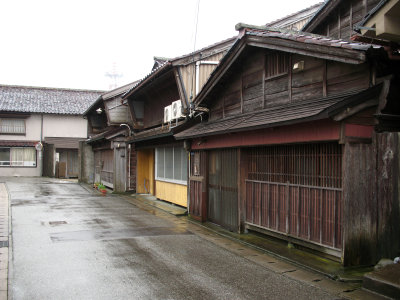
<box><xmin>105</xmin><ymin>62</ymin><xmax>123</xmax><ymax>90</ymax></box>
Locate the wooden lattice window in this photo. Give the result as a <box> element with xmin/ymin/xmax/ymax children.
<box><xmin>265</xmin><ymin>52</ymin><xmax>289</xmax><ymax>79</ymax></box>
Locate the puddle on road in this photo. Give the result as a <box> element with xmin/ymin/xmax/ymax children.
<box><xmin>50</xmin><ymin>226</ymin><xmax>193</xmax><ymax>243</ymax></box>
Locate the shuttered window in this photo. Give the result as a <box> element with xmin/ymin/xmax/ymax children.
<box><xmin>155</xmin><ymin>146</ymin><xmax>187</xmax><ymax>185</ymax></box>
<box><xmin>0</xmin><ymin>119</ymin><xmax>26</xmax><ymax>134</ymax></box>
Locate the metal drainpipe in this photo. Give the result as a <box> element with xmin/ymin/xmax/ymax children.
<box><xmin>120</xmin><ymin>124</ymin><xmax>132</xmax><ymax>191</ymax></box>
<box><xmin>40</xmin><ymin>114</ymin><xmax>43</xmax><ymax>177</ymax></box>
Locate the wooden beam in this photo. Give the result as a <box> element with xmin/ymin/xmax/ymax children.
<box><xmin>349</xmin><ymin>3</ymin><xmax>353</xmax><ymax>39</ymax></box>
<box><xmin>262</xmin><ymin>54</ymin><xmax>266</xmax><ymax>108</ymax></box>
<box><xmin>323</xmin><ymin>60</ymin><xmax>327</xmax><ymax>97</ymax></box>
<box><xmin>240</xmin><ymin>76</ymin><xmax>244</xmax><ymax>113</ymax></box>
<box><xmin>288</xmin><ymin>54</ymin><xmax>292</xmax><ymax>102</ymax></box>
<box><xmin>247</xmin><ymin>37</ymin><xmax>366</xmax><ymax>64</ymax></box>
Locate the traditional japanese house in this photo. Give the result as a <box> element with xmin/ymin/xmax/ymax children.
<box><xmin>265</xmin><ymin>2</ymin><xmax>323</xmax><ymax>31</ymax></box>
<box><xmin>123</xmin><ymin>38</ymin><xmax>235</xmax><ymax>207</ymax></box>
<box><xmin>83</xmin><ymin>81</ymin><xmax>138</xmax><ymax>191</ymax></box>
<box><xmin>302</xmin><ymin>0</ymin><xmax>383</xmax><ymax>40</ymax></box>
<box><xmin>0</xmin><ymin>85</ymin><xmax>102</xmax><ymax>178</ymax></box>
<box><xmin>175</xmin><ymin>24</ymin><xmax>400</xmax><ymax>266</ymax></box>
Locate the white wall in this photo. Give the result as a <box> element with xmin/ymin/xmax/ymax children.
<box><xmin>0</xmin><ymin>114</ymin><xmax>42</xmax><ymax>141</ymax></box>
<box><xmin>43</xmin><ymin>115</ymin><xmax>88</xmax><ymax>138</ymax></box>
<box><xmin>1</xmin><ymin>113</ymin><xmax>88</xmax><ymax>177</ymax></box>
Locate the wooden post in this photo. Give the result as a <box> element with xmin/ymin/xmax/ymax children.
<box><xmin>288</xmin><ymin>54</ymin><xmax>292</xmax><ymax>102</ymax></box>
<box><xmin>323</xmin><ymin>60</ymin><xmax>327</xmax><ymax>97</ymax></box>
<box><xmin>349</xmin><ymin>3</ymin><xmax>353</xmax><ymax>39</ymax></box>
<box><xmin>286</xmin><ymin>181</ymin><xmax>290</xmax><ymax>234</ymax></box>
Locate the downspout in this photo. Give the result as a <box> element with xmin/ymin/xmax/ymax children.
<box><xmin>40</xmin><ymin>114</ymin><xmax>43</xmax><ymax>177</ymax></box>
<box><xmin>120</xmin><ymin>123</ymin><xmax>132</xmax><ymax>191</ymax></box>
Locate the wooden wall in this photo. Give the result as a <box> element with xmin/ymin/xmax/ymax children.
<box><xmin>343</xmin><ymin>132</ymin><xmax>399</xmax><ymax>266</ymax></box>
<box><xmin>310</xmin><ymin>0</ymin><xmax>381</xmax><ymax>39</ymax></box>
<box><xmin>209</xmin><ymin>48</ymin><xmax>370</xmax><ymax>122</ymax></box>
<box><xmin>155</xmin><ymin>181</ymin><xmax>187</xmax><ymax>207</ymax></box>
<box><xmin>104</xmin><ymin>96</ymin><xmax>131</xmax><ymax>125</ymax></box>
<box><xmin>179</xmin><ymin>52</ymin><xmax>225</xmax><ymax>102</ymax></box>
<box><xmin>140</xmin><ymin>71</ymin><xmax>180</xmax><ymax>129</ymax></box>
<box><xmin>128</xmin><ymin>144</ymin><xmax>136</xmax><ymax>192</ymax></box>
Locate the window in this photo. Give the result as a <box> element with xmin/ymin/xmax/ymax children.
<box><xmin>156</xmin><ymin>146</ymin><xmax>187</xmax><ymax>184</ymax></box>
<box><xmin>265</xmin><ymin>52</ymin><xmax>289</xmax><ymax>78</ymax></box>
<box><xmin>0</xmin><ymin>147</ymin><xmax>36</xmax><ymax>167</ymax></box>
<box><xmin>0</xmin><ymin>118</ymin><xmax>26</xmax><ymax>134</ymax></box>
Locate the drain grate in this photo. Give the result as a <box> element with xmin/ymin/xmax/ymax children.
<box><xmin>0</xmin><ymin>241</ymin><xmax>9</xmax><ymax>248</ymax></box>
<box><xmin>49</xmin><ymin>221</ymin><xmax>67</xmax><ymax>226</ymax></box>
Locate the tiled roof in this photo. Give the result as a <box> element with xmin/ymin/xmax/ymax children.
<box><xmin>175</xmin><ymin>88</ymin><xmax>376</xmax><ymax>139</ymax></box>
<box><xmin>0</xmin><ymin>85</ymin><xmax>104</xmax><ymax>115</ymax></box>
<box><xmin>265</xmin><ymin>2</ymin><xmax>323</xmax><ymax>28</ymax></box>
<box><xmin>237</xmin><ymin>24</ymin><xmax>383</xmax><ymax>51</ymax></box>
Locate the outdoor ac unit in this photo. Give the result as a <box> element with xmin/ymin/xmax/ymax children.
<box><xmin>171</xmin><ymin>100</ymin><xmax>182</xmax><ymax>119</ymax></box>
<box><xmin>164</xmin><ymin>105</ymin><xmax>172</xmax><ymax>123</ymax></box>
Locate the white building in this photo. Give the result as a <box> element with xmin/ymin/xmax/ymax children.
<box><xmin>0</xmin><ymin>85</ymin><xmax>103</xmax><ymax>177</ymax></box>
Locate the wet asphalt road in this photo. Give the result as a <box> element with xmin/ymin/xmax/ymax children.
<box><xmin>6</xmin><ymin>177</ymin><xmax>338</xmax><ymax>300</ymax></box>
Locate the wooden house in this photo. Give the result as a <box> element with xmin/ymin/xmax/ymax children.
<box><xmin>83</xmin><ymin>81</ymin><xmax>138</xmax><ymax>191</ymax></box>
<box><xmin>123</xmin><ymin>38</ymin><xmax>235</xmax><ymax>207</ymax></box>
<box><xmin>175</xmin><ymin>24</ymin><xmax>400</xmax><ymax>266</ymax></box>
<box><xmin>302</xmin><ymin>0</ymin><xmax>383</xmax><ymax>40</ymax></box>
<box><xmin>0</xmin><ymin>85</ymin><xmax>102</xmax><ymax>178</ymax></box>
<box><xmin>265</xmin><ymin>2</ymin><xmax>323</xmax><ymax>31</ymax></box>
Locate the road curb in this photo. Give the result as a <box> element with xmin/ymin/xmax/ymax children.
<box><xmin>0</xmin><ymin>183</ymin><xmax>10</xmax><ymax>300</ymax></box>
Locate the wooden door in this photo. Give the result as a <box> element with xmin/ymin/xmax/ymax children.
<box><xmin>114</xmin><ymin>147</ymin><xmax>126</xmax><ymax>192</ymax></box>
<box><xmin>136</xmin><ymin>149</ymin><xmax>154</xmax><ymax>194</ymax></box>
<box><xmin>208</xmin><ymin>149</ymin><xmax>238</xmax><ymax>231</ymax></box>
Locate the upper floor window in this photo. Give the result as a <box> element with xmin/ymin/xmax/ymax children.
<box><xmin>0</xmin><ymin>118</ymin><xmax>26</xmax><ymax>135</ymax></box>
<box><xmin>265</xmin><ymin>52</ymin><xmax>289</xmax><ymax>79</ymax></box>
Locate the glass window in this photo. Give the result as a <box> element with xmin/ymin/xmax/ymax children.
<box><xmin>0</xmin><ymin>119</ymin><xmax>26</xmax><ymax>134</ymax></box>
<box><xmin>156</xmin><ymin>146</ymin><xmax>187</xmax><ymax>184</ymax></box>
<box><xmin>0</xmin><ymin>147</ymin><xmax>36</xmax><ymax>167</ymax></box>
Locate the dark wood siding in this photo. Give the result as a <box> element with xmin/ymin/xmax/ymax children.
<box><xmin>310</xmin><ymin>0</ymin><xmax>381</xmax><ymax>39</ymax></box>
<box><xmin>208</xmin><ymin>48</ymin><xmax>370</xmax><ymax>122</ymax></box>
<box><xmin>244</xmin><ymin>143</ymin><xmax>343</xmax><ymax>250</ymax></box>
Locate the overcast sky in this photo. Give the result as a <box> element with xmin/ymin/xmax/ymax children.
<box><xmin>0</xmin><ymin>0</ymin><xmax>322</xmax><ymax>91</ymax></box>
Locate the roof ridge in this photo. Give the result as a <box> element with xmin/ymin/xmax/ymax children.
<box><xmin>265</xmin><ymin>2</ymin><xmax>324</xmax><ymax>27</ymax></box>
<box><xmin>0</xmin><ymin>83</ymin><xmax>105</xmax><ymax>93</ymax></box>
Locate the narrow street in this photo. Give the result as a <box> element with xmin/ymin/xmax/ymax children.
<box><xmin>2</xmin><ymin>178</ymin><xmax>379</xmax><ymax>299</ymax></box>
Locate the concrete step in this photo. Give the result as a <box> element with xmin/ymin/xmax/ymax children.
<box><xmin>363</xmin><ymin>264</ymin><xmax>400</xmax><ymax>299</ymax></box>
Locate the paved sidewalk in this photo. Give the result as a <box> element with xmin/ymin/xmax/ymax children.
<box><xmin>0</xmin><ymin>183</ymin><xmax>9</xmax><ymax>300</ymax></box>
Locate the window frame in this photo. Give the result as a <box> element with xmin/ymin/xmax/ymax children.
<box><xmin>0</xmin><ymin>118</ymin><xmax>26</xmax><ymax>135</ymax></box>
<box><xmin>155</xmin><ymin>146</ymin><xmax>188</xmax><ymax>185</ymax></box>
<box><xmin>0</xmin><ymin>147</ymin><xmax>37</xmax><ymax>168</ymax></box>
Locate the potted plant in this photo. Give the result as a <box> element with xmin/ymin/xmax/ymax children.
<box><xmin>97</xmin><ymin>183</ymin><xmax>106</xmax><ymax>195</ymax></box>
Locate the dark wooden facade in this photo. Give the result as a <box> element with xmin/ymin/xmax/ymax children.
<box><xmin>178</xmin><ymin>26</ymin><xmax>399</xmax><ymax>265</ymax></box>
<box><xmin>303</xmin><ymin>0</ymin><xmax>381</xmax><ymax>39</ymax></box>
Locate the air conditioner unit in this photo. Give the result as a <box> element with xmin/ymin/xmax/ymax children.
<box><xmin>164</xmin><ymin>105</ymin><xmax>172</xmax><ymax>123</ymax></box>
<box><xmin>171</xmin><ymin>100</ymin><xmax>182</xmax><ymax>119</ymax></box>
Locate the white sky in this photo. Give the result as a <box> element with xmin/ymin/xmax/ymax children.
<box><xmin>0</xmin><ymin>0</ymin><xmax>322</xmax><ymax>91</ymax></box>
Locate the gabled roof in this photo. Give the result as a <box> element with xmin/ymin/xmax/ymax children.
<box><xmin>83</xmin><ymin>80</ymin><xmax>140</xmax><ymax>117</ymax></box>
<box><xmin>266</xmin><ymin>2</ymin><xmax>323</xmax><ymax>30</ymax></box>
<box><xmin>122</xmin><ymin>37</ymin><xmax>236</xmax><ymax>100</ymax></box>
<box><xmin>301</xmin><ymin>0</ymin><xmax>342</xmax><ymax>32</ymax></box>
<box><xmin>0</xmin><ymin>85</ymin><xmax>104</xmax><ymax>115</ymax></box>
<box><xmin>194</xmin><ymin>25</ymin><xmax>384</xmax><ymax>107</ymax></box>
